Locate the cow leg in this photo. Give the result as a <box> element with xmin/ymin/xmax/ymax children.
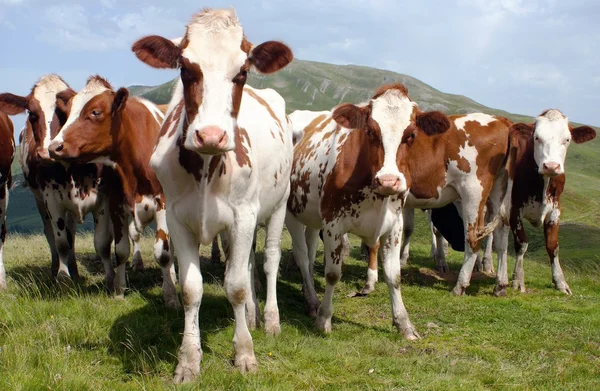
<box><xmin>211</xmin><ymin>237</ymin><xmax>221</xmax><ymax>263</ymax></box>
<box><xmin>225</xmin><ymin>213</ymin><xmax>258</xmax><ymax>373</ymax></box>
<box><xmin>245</xmin><ymin>239</ymin><xmax>259</xmax><ymax>330</ymax></box>
<box><xmin>45</xmin><ymin>198</ymin><xmax>72</xmax><ymax>280</ymax></box>
<box><xmin>169</xmin><ymin>217</ymin><xmax>203</xmax><ymax>384</ymax></box>
<box><xmin>154</xmin><ymin>208</ymin><xmax>180</xmax><ymax>308</ymax></box>
<box><xmin>315</xmin><ymin>225</ymin><xmax>345</xmax><ymax>334</ymax></box>
<box><xmin>510</xmin><ymin>215</ymin><xmax>528</xmax><ymax>293</ymax></box>
<box><xmin>481</xmin><ymin>232</ymin><xmax>494</xmax><ymax>273</ymax></box>
<box><xmin>381</xmin><ymin>218</ymin><xmax>420</xmax><ymax>340</ymax></box>
<box><xmin>285</xmin><ymin>212</ymin><xmax>320</xmax><ymax>317</ymax></box>
<box><xmin>359</xmin><ymin>242</ymin><xmax>379</xmax><ymax>295</ymax></box>
<box><xmin>492</xmin><ymin>223</ymin><xmax>510</xmax><ymax>296</ymax></box>
<box><xmin>35</xmin><ymin>195</ymin><xmax>59</xmax><ymax>277</ymax></box>
<box><xmin>400</xmin><ymin>208</ymin><xmax>415</xmax><ymax>266</ymax></box>
<box><xmin>65</xmin><ymin>213</ymin><xmax>79</xmax><ymax>280</ymax></box>
<box><xmin>262</xmin><ymin>202</ymin><xmax>287</xmax><ymax>335</ymax></box>
<box><xmin>545</xmin><ymin>220</ymin><xmax>571</xmax><ymax>294</ymax></box>
<box><xmin>305</xmin><ymin>226</ymin><xmax>319</xmax><ymax>279</ymax></box>
<box><xmin>112</xmin><ymin>208</ymin><xmax>130</xmax><ymax>299</ymax></box>
<box><xmin>451</xmin><ymin>197</ymin><xmax>484</xmax><ymax>296</ymax></box>
<box><xmin>93</xmin><ymin>204</ymin><xmax>114</xmax><ymax>292</ymax></box>
<box><xmin>129</xmin><ymin>220</ymin><xmax>144</xmax><ymax>271</ymax></box>
<box><xmin>0</xmin><ymin>183</ymin><xmax>8</xmax><ymax>289</ymax></box>
<box><xmin>341</xmin><ymin>233</ymin><xmax>350</xmax><ymax>258</ymax></box>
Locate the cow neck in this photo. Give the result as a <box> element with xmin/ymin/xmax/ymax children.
<box><xmin>109</xmin><ymin>103</ymin><xmax>152</xmax><ymax>209</ymax></box>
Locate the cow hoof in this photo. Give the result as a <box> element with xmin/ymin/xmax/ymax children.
<box><xmin>451</xmin><ymin>286</ymin><xmax>466</xmax><ymax>296</ymax></box>
<box><xmin>315</xmin><ymin>316</ymin><xmax>332</xmax><ymax>333</ymax></box>
<box><xmin>400</xmin><ymin>257</ymin><xmax>409</xmax><ymax>267</ymax></box>
<box><xmin>512</xmin><ymin>280</ymin><xmax>526</xmax><ymax>293</ymax></box>
<box><xmin>235</xmin><ymin>354</ymin><xmax>258</xmax><ymax>374</ymax></box>
<box><xmin>307</xmin><ymin>301</ymin><xmax>320</xmax><ymax>318</ymax></box>
<box><xmin>174</xmin><ymin>344</ymin><xmax>202</xmax><ymax>384</ymax></box>
<box><xmin>555</xmin><ymin>283</ymin><xmax>572</xmax><ymax>295</ymax></box>
<box><xmin>493</xmin><ymin>286</ymin><xmax>507</xmax><ymax>297</ymax></box>
<box><xmin>359</xmin><ymin>284</ymin><xmax>375</xmax><ymax>296</ymax></box>
<box><xmin>264</xmin><ymin>310</ymin><xmax>281</xmax><ymax>336</ymax></box>
<box><xmin>437</xmin><ymin>265</ymin><xmax>449</xmax><ymax>274</ymax></box>
<box><xmin>402</xmin><ymin>327</ymin><xmax>421</xmax><ymax>340</ymax></box>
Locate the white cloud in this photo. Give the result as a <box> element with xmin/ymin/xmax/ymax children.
<box><xmin>510</xmin><ymin>62</ymin><xmax>569</xmax><ymax>90</ymax></box>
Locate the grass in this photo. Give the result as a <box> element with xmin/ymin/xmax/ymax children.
<box><xmin>1</xmin><ymin>212</ymin><xmax>599</xmax><ymax>390</ymax></box>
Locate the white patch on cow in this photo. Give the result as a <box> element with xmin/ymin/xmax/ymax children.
<box><xmin>32</xmin><ymin>75</ymin><xmax>71</xmax><ymax>152</ymax></box>
<box><xmin>454</xmin><ymin>113</ymin><xmax>495</xmax><ymax>131</ymax></box>
<box><xmin>181</xmin><ymin>9</ymin><xmax>245</xmax><ymax>152</ymax></box>
<box><xmin>533</xmin><ymin>109</ymin><xmax>570</xmax><ymax>175</ymax></box>
<box><xmin>55</xmin><ymin>78</ymin><xmax>110</xmax><ymax>143</ymax></box>
<box><xmin>134</xmin><ymin>97</ymin><xmax>164</xmax><ymax>124</ymax></box>
<box><xmin>371</xmin><ymin>89</ymin><xmax>416</xmax><ymax>193</ymax></box>
<box><xmin>90</xmin><ymin>156</ymin><xmax>117</xmax><ymax>168</ymax></box>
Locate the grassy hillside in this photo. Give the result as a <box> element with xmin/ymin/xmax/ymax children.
<box><xmin>7</xmin><ymin>59</ymin><xmax>599</xmax><ymax>232</ymax></box>
<box><xmin>1</xmin><ymin>213</ymin><xmax>599</xmax><ymax>390</ymax></box>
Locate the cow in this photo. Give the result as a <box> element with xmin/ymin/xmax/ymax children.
<box><xmin>286</xmin><ymin>83</ymin><xmax>458</xmax><ymax>339</ymax></box>
<box><xmin>0</xmin><ymin>111</ymin><xmax>15</xmax><ymax>289</ymax></box>
<box><xmin>357</xmin><ymin>111</ymin><xmax>512</xmax><ymax>296</ymax></box>
<box><xmin>48</xmin><ymin>75</ymin><xmax>179</xmax><ymax>307</ymax></box>
<box><xmin>130</xmin><ymin>8</ymin><xmax>294</xmax><ymax>383</ymax></box>
<box><xmin>0</xmin><ymin>75</ymin><xmax>118</xmax><ymax>284</ymax></box>
<box><xmin>493</xmin><ymin>110</ymin><xmax>596</xmax><ymax>295</ymax></box>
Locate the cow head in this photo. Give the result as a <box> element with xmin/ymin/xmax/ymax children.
<box><xmin>332</xmin><ymin>83</ymin><xmax>450</xmax><ymax>196</ymax></box>
<box><xmin>529</xmin><ymin>109</ymin><xmax>596</xmax><ymax>176</ymax></box>
<box><xmin>131</xmin><ymin>8</ymin><xmax>293</xmax><ymax>155</ymax></box>
<box><xmin>0</xmin><ymin>74</ymin><xmax>74</xmax><ymax>162</ymax></box>
<box><xmin>48</xmin><ymin>76</ymin><xmax>124</xmax><ymax>164</ymax></box>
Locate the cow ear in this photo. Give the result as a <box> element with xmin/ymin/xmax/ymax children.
<box><xmin>570</xmin><ymin>125</ymin><xmax>596</xmax><ymax>144</ymax></box>
<box><xmin>509</xmin><ymin>123</ymin><xmax>534</xmax><ymax>139</ymax></box>
<box><xmin>416</xmin><ymin>111</ymin><xmax>450</xmax><ymax>136</ymax></box>
<box><xmin>249</xmin><ymin>41</ymin><xmax>293</xmax><ymax>74</ymax></box>
<box><xmin>0</xmin><ymin>93</ymin><xmax>28</xmax><ymax>115</ymax></box>
<box><xmin>332</xmin><ymin>103</ymin><xmax>370</xmax><ymax>129</ymax></box>
<box><xmin>55</xmin><ymin>89</ymin><xmax>76</xmax><ymax>117</ymax></box>
<box><xmin>112</xmin><ymin>88</ymin><xmax>129</xmax><ymax>115</ymax></box>
<box><xmin>132</xmin><ymin>35</ymin><xmax>180</xmax><ymax>69</ymax></box>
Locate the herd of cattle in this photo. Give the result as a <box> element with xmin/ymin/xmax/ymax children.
<box><xmin>0</xmin><ymin>8</ymin><xmax>597</xmax><ymax>384</ymax></box>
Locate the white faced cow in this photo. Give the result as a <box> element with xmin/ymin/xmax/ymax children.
<box><xmin>0</xmin><ymin>111</ymin><xmax>14</xmax><ymax>289</ymax></box>
<box><xmin>0</xmin><ymin>75</ymin><xmax>117</xmax><ymax>283</ymax></box>
<box><xmin>131</xmin><ymin>8</ymin><xmax>293</xmax><ymax>383</ymax></box>
<box><xmin>494</xmin><ymin>110</ymin><xmax>596</xmax><ymax>295</ymax></box>
<box><xmin>287</xmin><ymin>83</ymin><xmax>457</xmax><ymax>339</ymax></box>
<box><xmin>48</xmin><ymin>76</ymin><xmax>179</xmax><ymax>306</ymax></box>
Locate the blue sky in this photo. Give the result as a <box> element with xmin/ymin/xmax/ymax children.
<box><xmin>1</xmin><ymin>0</ymin><xmax>599</xmax><ymax>134</ymax></box>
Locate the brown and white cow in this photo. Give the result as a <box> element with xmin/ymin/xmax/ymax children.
<box><xmin>361</xmin><ymin>112</ymin><xmax>512</xmax><ymax>296</ymax></box>
<box><xmin>493</xmin><ymin>110</ymin><xmax>596</xmax><ymax>295</ymax></box>
<box><xmin>48</xmin><ymin>76</ymin><xmax>179</xmax><ymax>307</ymax></box>
<box><xmin>0</xmin><ymin>75</ymin><xmax>118</xmax><ymax>283</ymax></box>
<box><xmin>0</xmin><ymin>111</ymin><xmax>15</xmax><ymax>289</ymax></box>
<box><xmin>131</xmin><ymin>8</ymin><xmax>294</xmax><ymax>382</ymax></box>
<box><xmin>287</xmin><ymin>83</ymin><xmax>456</xmax><ymax>339</ymax></box>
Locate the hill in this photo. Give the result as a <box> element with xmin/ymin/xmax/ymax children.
<box><xmin>6</xmin><ymin>59</ymin><xmax>599</xmax><ymax>232</ymax></box>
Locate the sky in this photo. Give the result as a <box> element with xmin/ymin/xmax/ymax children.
<box><xmin>1</xmin><ymin>0</ymin><xmax>599</xmax><ymax>136</ymax></box>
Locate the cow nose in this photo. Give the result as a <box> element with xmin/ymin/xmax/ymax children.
<box><xmin>375</xmin><ymin>174</ymin><xmax>401</xmax><ymax>195</ymax></box>
<box><xmin>542</xmin><ymin>162</ymin><xmax>561</xmax><ymax>175</ymax></box>
<box><xmin>48</xmin><ymin>141</ymin><xmax>64</xmax><ymax>157</ymax></box>
<box><xmin>195</xmin><ymin>126</ymin><xmax>228</xmax><ymax>152</ymax></box>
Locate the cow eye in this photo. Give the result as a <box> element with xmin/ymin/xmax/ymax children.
<box><xmin>91</xmin><ymin>110</ymin><xmax>102</xmax><ymax>117</ymax></box>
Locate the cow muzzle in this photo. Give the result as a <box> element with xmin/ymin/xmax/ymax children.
<box><xmin>48</xmin><ymin>141</ymin><xmax>67</xmax><ymax>159</ymax></box>
<box><xmin>540</xmin><ymin>162</ymin><xmax>563</xmax><ymax>176</ymax></box>
<box><xmin>36</xmin><ymin>148</ymin><xmax>56</xmax><ymax>164</ymax></box>
<box><xmin>193</xmin><ymin>126</ymin><xmax>230</xmax><ymax>154</ymax></box>
<box><xmin>373</xmin><ymin>174</ymin><xmax>405</xmax><ymax>196</ymax></box>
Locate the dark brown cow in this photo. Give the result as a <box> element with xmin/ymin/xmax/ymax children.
<box><xmin>494</xmin><ymin>110</ymin><xmax>596</xmax><ymax>295</ymax></box>
<box><xmin>49</xmin><ymin>76</ymin><xmax>179</xmax><ymax>307</ymax></box>
<box><xmin>0</xmin><ymin>75</ymin><xmax>119</xmax><ymax>283</ymax></box>
<box><xmin>0</xmin><ymin>111</ymin><xmax>14</xmax><ymax>289</ymax></box>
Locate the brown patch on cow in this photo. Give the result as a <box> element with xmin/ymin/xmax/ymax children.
<box><xmin>207</xmin><ymin>155</ymin><xmax>224</xmax><ymax>182</ymax></box>
<box><xmin>231</xmin><ymin>288</ymin><xmax>246</xmax><ymax>305</ymax></box>
<box><xmin>178</xmin><ymin>117</ymin><xmax>205</xmax><ymax>182</ymax></box>
<box><xmin>234</xmin><ymin>127</ymin><xmax>252</xmax><ymax>168</ymax></box>
<box><xmin>325</xmin><ymin>271</ymin><xmax>340</xmax><ymax>285</ymax></box>
<box><xmin>144</xmin><ymin>204</ymin><xmax>149</xmax><ymax>211</ymax></box>
<box><xmin>0</xmin><ymin>112</ymin><xmax>14</xmax><ymax>191</ymax></box>
<box><xmin>240</xmin><ymin>36</ymin><xmax>253</xmax><ymax>53</ymax></box>
<box><xmin>156</xmin><ymin>229</ymin><xmax>168</xmax><ymax>242</ymax></box>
